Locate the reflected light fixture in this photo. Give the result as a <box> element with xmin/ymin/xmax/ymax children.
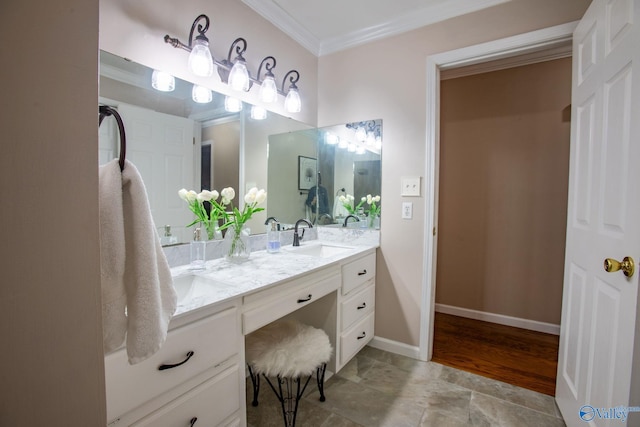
<box><xmin>192</xmin><ymin>84</ymin><xmax>213</xmax><ymax>103</ymax></box>
<box><xmin>151</xmin><ymin>70</ymin><xmax>175</xmax><ymax>92</ymax></box>
<box><xmin>165</xmin><ymin>15</ymin><xmax>303</xmax><ymax>113</ymax></box>
<box><xmin>224</xmin><ymin>96</ymin><xmax>243</xmax><ymax>112</ymax></box>
<box><xmin>338</xmin><ymin>138</ymin><xmax>349</xmax><ymax>149</ymax></box>
<box><xmin>347</xmin><ymin>143</ymin><xmax>357</xmax><ymax>153</ymax></box>
<box><xmin>325</xmin><ymin>132</ymin><xmax>339</xmax><ymax>145</ymax></box>
<box><xmin>250</xmin><ymin>105</ymin><xmax>267</xmax><ymax>120</ymax></box>
<box><xmin>356</xmin><ymin>145</ymin><xmax>366</xmax><ymax>155</ymax></box>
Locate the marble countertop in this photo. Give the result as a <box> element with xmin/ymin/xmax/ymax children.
<box><xmin>170</xmin><ymin>228</ymin><xmax>379</xmax><ymax>322</ymax></box>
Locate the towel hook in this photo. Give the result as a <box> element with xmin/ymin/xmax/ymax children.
<box><xmin>98</xmin><ymin>105</ymin><xmax>127</xmax><ymax>171</ymax></box>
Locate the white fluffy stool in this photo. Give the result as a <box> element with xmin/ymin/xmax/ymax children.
<box><xmin>246</xmin><ymin>319</ymin><xmax>332</xmax><ymax>427</ymax></box>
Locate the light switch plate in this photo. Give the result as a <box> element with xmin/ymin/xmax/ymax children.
<box><xmin>401</xmin><ymin>176</ymin><xmax>421</xmax><ymax>196</ymax></box>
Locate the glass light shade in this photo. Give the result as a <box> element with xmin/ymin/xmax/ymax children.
<box><xmin>229</xmin><ymin>59</ymin><xmax>250</xmax><ymax>92</ymax></box>
<box><xmin>366</xmin><ymin>131</ymin><xmax>376</xmax><ymax>146</ymax></box>
<box><xmin>192</xmin><ymin>85</ymin><xmax>213</xmax><ymax>103</ymax></box>
<box><xmin>325</xmin><ymin>133</ymin><xmax>339</xmax><ymax>145</ymax></box>
<box><xmin>259</xmin><ymin>75</ymin><xmax>278</xmax><ymax>103</ymax></box>
<box><xmin>284</xmin><ymin>87</ymin><xmax>301</xmax><ymax>113</ymax></box>
<box><xmin>250</xmin><ymin>105</ymin><xmax>267</xmax><ymax>120</ymax></box>
<box><xmin>151</xmin><ymin>70</ymin><xmax>175</xmax><ymax>92</ymax></box>
<box><xmin>188</xmin><ymin>39</ymin><xmax>214</xmax><ymax>77</ymax></box>
<box><xmin>348</xmin><ymin>143</ymin><xmax>357</xmax><ymax>152</ymax></box>
<box><xmin>338</xmin><ymin>139</ymin><xmax>349</xmax><ymax>149</ymax></box>
<box><xmin>355</xmin><ymin>127</ymin><xmax>366</xmax><ymax>142</ymax></box>
<box><xmin>356</xmin><ymin>145</ymin><xmax>366</xmax><ymax>155</ymax></box>
<box><xmin>224</xmin><ymin>96</ymin><xmax>243</xmax><ymax>112</ymax></box>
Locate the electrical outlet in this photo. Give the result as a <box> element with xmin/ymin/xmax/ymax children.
<box><xmin>402</xmin><ymin>202</ymin><xmax>413</xmax><ymax>219</ymax></box>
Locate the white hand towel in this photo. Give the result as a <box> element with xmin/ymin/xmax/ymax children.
<box><xmin>99</xmin><ymin>160</ymin><xmax>127</xmax><ymax>353</ymax></box>
<box><xmin>121</xmin><ymin>160</ymin><xmax>177</xmax><ymax>365</ymax></box>
<box><xmin>99</xmin><ymin>159</ymin><xmax>177</xmax><ymax>365</ymax></box>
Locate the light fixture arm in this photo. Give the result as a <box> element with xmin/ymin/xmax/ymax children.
<box><xmin>189</xmin><ymin>14</ymin><xmax>210</xmax><ymax>46</ymax></box>
<box><xmin>226</xmin><ymin>37</ymin><xmax>247</xmax><ymax>63</ymax></box>
<box><xmin>257</xmin><ymin>56</ymin><xmax>277</xmax><ymax>79</ymax></box>
<box><xmin>164</xmin><ymin>14</ymin><xmax>210</xmax><ymax>52</ymax></box>
<box><xmin>281</xmin><ymin>70</ymin><xmax>300</xmax><ymax>93</ymax></box>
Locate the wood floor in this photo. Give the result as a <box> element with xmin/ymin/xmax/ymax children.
<box><xmin>431</xmin><ymin>312</ymin><xmax>560</xmax><ymax>396</ymax></box>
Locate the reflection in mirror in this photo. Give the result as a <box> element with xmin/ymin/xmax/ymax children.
<box><xmin>267</xmin><ymin>121</ymin><xmax>382</xmax><ymax>230</ymax></box>
<box><xmin>98</xmin><ymin>50</ymin><xmax>312</xmax><ymax>245</ymax></box>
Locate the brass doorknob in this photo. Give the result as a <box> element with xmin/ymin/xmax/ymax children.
<box><xmin>604</xmin><ymin>256</ymin><xmax>635</xmax><ymax>277</ymax></box>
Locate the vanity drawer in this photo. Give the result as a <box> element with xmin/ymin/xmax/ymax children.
<box><xmin>340</xmin><ymin>312</ymin><xmax>375</xmax><ymax>365</ymax></box>
<box><xmin>243</xmin><ymin>272</ymin><xmax>340</xmax><ymax>334</ymax></box>
<box><xmin>131</xmin><ymin>364</ymin><xmax>241</xmax><ymax>426</ymax></box>
<box><xmin>105</xmin><ymin>306</ymin><xmax>239</xmax><ymax>421</ymax></box>
<box><xmin>341</xmin><ymin>281</ymin><xmax>375</xmax><ymax>331</ymax></box>
<box><xmin>342</xmin><ymin>252</ymin><xmax>376</xmax><ymax>295</ymax></box>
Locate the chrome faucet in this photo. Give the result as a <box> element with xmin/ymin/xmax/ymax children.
<box><xmin>293</xmin><ymin>219</ymin><xmax>313</xmax><ymax>246</ymax></box>
<box><xmin>343</xmin><ymin>214</ymin><xmax>360</xmax><ymax>227</ymax></box>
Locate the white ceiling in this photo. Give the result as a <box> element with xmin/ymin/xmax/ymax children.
<box><xmin>242</xmin><ymin>0</ymin><xmax>510</xmax><ymax>56</ymax></box>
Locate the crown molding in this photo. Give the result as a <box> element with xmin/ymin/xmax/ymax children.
<box><xmin>244</xmin><ymin>0</ymin><xmax>509</xmax><ymax>57</ymax></box>
<box><xmin>242</xmin><ymin>0</ymin><xmax>322</xmax><ymax>56</ymax></box>
<box><xmin>320</xmin><ymin>0</ymin><xmax>509</xmax><ymax>55</ymax></box>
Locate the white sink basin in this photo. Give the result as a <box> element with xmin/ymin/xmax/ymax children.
<box><xmin>173</xmin><ymin>274</ymin><xmax>231</xmax><ymax>304</ymax></box>
<box><xmin>284</xmin><ymin>242</ymin><xmax>354</xmax><ymax>258</ymax></box>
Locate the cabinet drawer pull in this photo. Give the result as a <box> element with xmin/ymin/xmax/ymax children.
<box><xmin>357</xmin><ymin>332</ymin><xmax>366</xmax><ymax>340</ymax></box>
<box><xmin>297</xmin><ymin>294</ymin><xmax>312</xmax><ymax>303</ymax></box>
<box><xmin>357</xmin><ymin>269</ymin><xmax>367</xmax><ymax>276</ymax></box>
<box><xmin>190</xmin><ymin>417</ymin><xmax>198</xmax><ymax>426</ymax></box>
<box><xmin>357</xmin><ymin>302</ymin><xmax>367</xmax><ymax>310</ymax></box>
<box><xmin>158</xmin><ymin>351</ymin><xmax>195</xmax><ymax>371</ymax></box>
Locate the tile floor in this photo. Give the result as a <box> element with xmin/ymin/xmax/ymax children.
<box><xmin>246</xmin><ymin>346</ymin><xmax>566</xmax><ymax>427</ymax></box>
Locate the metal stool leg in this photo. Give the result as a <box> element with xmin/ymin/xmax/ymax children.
<box><xmin>247</xmin><ymin>364</ymin><xmax>260</xmax><ymax>407</ymax></box>
<box><xmin>316</xmin><ymin>363</ymin><xmax>327</xmax><ymax>402</ymax></box>
<box><xmin>263</xmin><ymin>374</ymin><xmax>313</xmax><ymax>427</ymax></box>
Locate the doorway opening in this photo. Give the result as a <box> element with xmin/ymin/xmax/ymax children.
<box><xmin>431</xmin><ymin>58</ymin><xmax>571</xmax><ymax>395</ymax></box>
<box><xmin>420</xmin><ymin>22</ymin><xmax>579</xmax><ymax>393</ymax></box>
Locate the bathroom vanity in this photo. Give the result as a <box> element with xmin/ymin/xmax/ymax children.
<box><xmin>105</xmin><ymin>238</ymin><xmax>377</xmax><ymax>426</ymax></box>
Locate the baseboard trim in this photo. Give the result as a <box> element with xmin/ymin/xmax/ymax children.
<box><xmin>435</xmin><ymin>304</ymin><xmax>560</xmax><ymax>335</ymax></box>
<box><xmin>368</xmin><ymin>336</ymin><xmax>422</xmax><ymax>360</ymax></box>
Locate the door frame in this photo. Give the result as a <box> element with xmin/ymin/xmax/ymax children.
<box><xmin>420</xmin><ymin>21</ymin><xmax>579</xmax><ymax>361</ymax></box>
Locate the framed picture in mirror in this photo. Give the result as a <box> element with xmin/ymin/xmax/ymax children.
<box><xmin>298</xmin><ymin>155</ymin><xmax>317</xmax><ymax>190</ymax></box>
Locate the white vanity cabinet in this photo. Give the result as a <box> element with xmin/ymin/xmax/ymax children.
<box><xmin>105</xmin><ymin>299</ymin><xmax>245</xmax><ymax>427</ymax></box>
<box><xmin>338</xmin><ymin>251</ymin><xmax>376</xmax><ymax>369</ymax></box>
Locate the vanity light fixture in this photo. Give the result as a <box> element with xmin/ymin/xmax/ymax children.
<box><xmin>325</xmin><ymin>132</ymin><xmax>339</xmax><ymax>145</ymax></box>
<box><xmin>165</xmin><ymin>15</ymin><xmax>303</xmax><ymax>113</ymax></box>
<box><xmin>192</xmin><ymin>84</ymin><xmax>213</xmax><ymax>103</ymax></box>
<box><xmin>250</xmin><ymin>105</ymin><xmax>267</xmax><ymax>120</ymax></box>
<box><xmin>163</xmin><ymin>14</ymin><xmax>215</xmax><ymax>77</ymax></box>
<box><xmin>151</xmin><ymin>70</ymin><xmax>175</xmax><ymax>92</ymax></box>
<box><xmin>258</xmin><ymin>56</ymin><xmax>278</xmax><ymax>103</ymax></box>
<box><xmin>224</xmin><ymin>96</ymin><xmax>243</xmax><ymax>112</ymax></box>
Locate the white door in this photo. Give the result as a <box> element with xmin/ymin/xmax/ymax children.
<box><xmin>99</xmin><ymin>103</ymin><xmax>196</xmax><ymax>242</ymax></box>
<box><xmin>556</xmin><ymin>0</ymin><xmax>639</xmax><ymax>426</ymax></box>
